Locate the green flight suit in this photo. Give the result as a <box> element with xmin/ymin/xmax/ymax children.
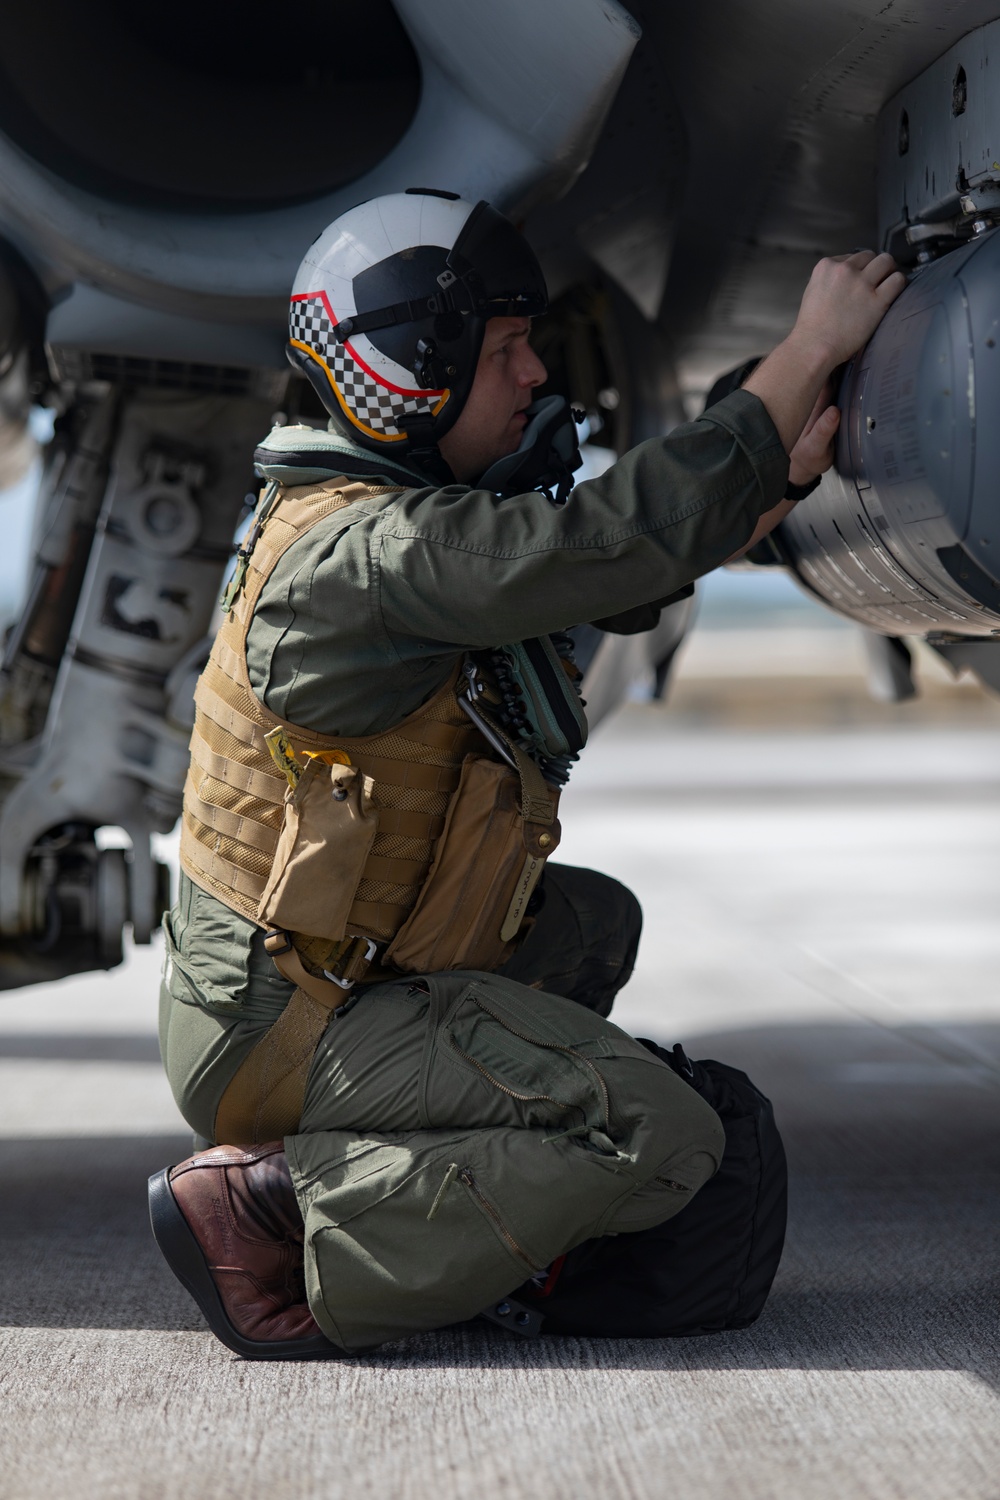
<box><xmin>159</xmin><ymin>388</ymin><xmax>789</xmax><ymax>1350</ymax></box>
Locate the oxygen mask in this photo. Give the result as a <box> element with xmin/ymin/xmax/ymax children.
<box><xmin>477</xmin><ymin>395</ymin><xmax>584</xmax><ymax>504</ymax></box>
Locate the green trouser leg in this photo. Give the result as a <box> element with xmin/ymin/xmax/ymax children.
<box><xmin>159</xmin><ymin>866</ymin><xmax>721</xmax><ymax>1352</ymax></box>
<box><xmin>288</xmin><ymin>969</ymin><xmax>722</xmax><ymax>1352</ymax></box>
<box><xmin>159</xmin><ymin>864</ymin><xmax>643</xmax><ymax>1141</ymax></box>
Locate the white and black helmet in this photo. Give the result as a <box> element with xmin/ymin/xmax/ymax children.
<box><xmin>286</xmin><ymin>189</ymin><xmax>548</xmax><ymax>454</ymax></box>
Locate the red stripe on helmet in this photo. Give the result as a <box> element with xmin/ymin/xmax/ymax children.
<box><xmin>290</xmin><ymin>289</ymin><xmax>445</xmax><ymax>398</ymax></box>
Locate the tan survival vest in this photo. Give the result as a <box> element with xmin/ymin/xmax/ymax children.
<box><xmin>179</xmin><ymin>477</ymin><xmax>560</xmax><ymax>1141</ymax></box>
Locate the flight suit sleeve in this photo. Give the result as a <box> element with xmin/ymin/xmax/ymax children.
<box><xmin>375</xmin><ymin>389</ymin><xmax>788</xmax><ymax>648</ymax></box>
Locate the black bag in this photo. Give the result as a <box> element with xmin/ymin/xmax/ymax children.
<box><xmin>527</xmin><ymin>1042</ymin><xmax>788</xmax><ymax>1338</ymax></box>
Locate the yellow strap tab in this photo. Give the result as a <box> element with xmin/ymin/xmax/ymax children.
<box><xmin>264</xmin><ymin>726</ymin><xmax>304</xmax><ymax>788</ymax></box>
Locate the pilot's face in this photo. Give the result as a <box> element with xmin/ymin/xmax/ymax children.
<box><xmin>437</xmin><ymin>316</ymin><xmax>547</xmax><ymax>483</ymax></box>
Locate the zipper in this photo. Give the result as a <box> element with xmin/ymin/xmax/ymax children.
<box><xmin>655</xmin><ymin>1175</ymin><xmax>691</xmax><ymax>1193</ymax></box>
<box><xmin>465</xmin><ymin>994</ymin><xmax>612</xmax><ymax>1133</ymax></box>
<box><xmin>449</xmin><ymin>1037</ymin><xmax>572</xmax><ymax>1112</ymax></box>
<box><xmin>458</xmin><ymin>1167</ymin><xmax>536</xmax><ymax>1269</ymax></box>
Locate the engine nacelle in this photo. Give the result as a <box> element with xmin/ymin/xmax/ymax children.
<box><xmin>0</xmin><ymin>0</ymin><xmax>661</xmax><ymax>991</ymax></box>
<box><xmin>774</xmin><ymin>226</ymin><xmax>1000</xmax><ymax>639</ymax></box>
<box><xmin>0</xmin><ymin>0</ymin><xmax>640</xmax><ymax>371</ymax></box>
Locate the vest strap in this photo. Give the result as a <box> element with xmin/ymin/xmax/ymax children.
<box><xmin>213</xmin><ymin>984</ymin><xmax>330</xmax><ymax>1144</ymax></box>
<box><xmin>213</xmin><ymin>931</ymin><xmax>382</xmax><ymax>1143</ymax></box>
<box><xmin>267</xmin><ymin>931</ymin><xmax>381</xmax><ymax>997</ymax></box>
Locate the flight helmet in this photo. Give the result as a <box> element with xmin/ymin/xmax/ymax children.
<box><xmin>286</xmin><ymin>189</ymin><xmax>548</xmax><ymax>455</ymax></box>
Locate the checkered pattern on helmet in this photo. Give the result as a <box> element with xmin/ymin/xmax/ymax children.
<box><xmin>289</xmin><ymin>296</ymin><xmax>337</xmax><ymax>361</ymax></box>
<box><xmin>290</xmin><ymin>294</ymin><xmax>441</xmax><ymax>438</ymax></box>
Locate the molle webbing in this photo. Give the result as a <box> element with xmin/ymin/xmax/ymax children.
<box><xmin>179</xmin><ymin>477</ymin><xmax>482</xmax><ymax>942</ymax></box>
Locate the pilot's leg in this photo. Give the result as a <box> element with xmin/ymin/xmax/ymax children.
<box><xmin>157</xmin><ymin>949</ymin><xmax>722</xmax><ymax>1356</ymax></box>
<box><xmin>498</xmin><ymin>863</ymin><xmax>642</xmax><ymax>1017</ymax></box>
<box><xmin>158</xmin><ymin>866</ymin><xmax>644</xmax><ymax>1143</ymax></box>
<box><xmin>287</xmin><ymin>968</ymin><xmax>723</xmax><ymax>1351</ymax></box>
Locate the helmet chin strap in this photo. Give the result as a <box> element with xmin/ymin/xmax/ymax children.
<box><xmin>400</xmin><ymin>414</ymin><xmax>456</xmax><ymax>486</ymax></box>
<box><xmin>476</xmin><ymin>396</ymin><xmax>585</xmax><ymax>503</ymax></box>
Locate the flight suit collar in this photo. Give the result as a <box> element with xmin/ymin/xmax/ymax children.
<box><xmin>252</xmin><ymin>422</ymin><xmax>453</xmax><ymax>491</ymax></box>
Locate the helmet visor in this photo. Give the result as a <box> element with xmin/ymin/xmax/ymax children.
<box><xmin>446</xmin><ymin>202</ymin><xmax>548</xmax><ymax>318</ymax></box>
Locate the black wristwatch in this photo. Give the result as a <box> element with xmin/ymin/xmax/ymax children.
<box><xmin>784</xmin><ymin>475</ymin><xmax>822</xmax><ymax>502</ymax></box>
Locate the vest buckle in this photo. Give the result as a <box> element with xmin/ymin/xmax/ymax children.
<box><xmin>263</xmin><ymin>928</ymin><xmax>294</xmax><ymax>957</ymax></box>
<box><xmin>323</xmin><ymin>934</ymin><xmax>380</xmax><ymax>990</ymax></box>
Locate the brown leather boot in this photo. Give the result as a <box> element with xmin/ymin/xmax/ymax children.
<box><xmin>148</xmin><ymin>1142</ymin><xmax>341</xmax><ymax>1359</ymax></box>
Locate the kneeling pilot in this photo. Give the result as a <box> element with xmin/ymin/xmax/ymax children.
<box><xmin>150</xmin><ymin>190</ymin><xmax>903</xmax><ymax>1356</ymax></box>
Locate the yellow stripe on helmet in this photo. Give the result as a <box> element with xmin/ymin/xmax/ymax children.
<box><xmin>290</xmin><ymin>340</ymin><xmax>450</xmax><ymax>444</ymax></box>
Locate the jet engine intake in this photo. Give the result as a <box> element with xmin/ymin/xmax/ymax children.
<box><xmin>0</xmin><ymin>1</ymin><xmax>421</xmax><ymax>214</ymax></box>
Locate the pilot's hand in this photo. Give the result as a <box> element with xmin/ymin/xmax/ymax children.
<box><xmin>743</xmin><ymin>256</ymin><xmax>904</xmax><ymax>460</ymax></box>
<box><xmin>791</xmin><ymin>251</ymin><xmax>906</xmax><ymax>368</ymax></box>
<box><xmin>788</xmin><ymin>386</ymin><xmax>839</xmax><ymax>486</ymax></box>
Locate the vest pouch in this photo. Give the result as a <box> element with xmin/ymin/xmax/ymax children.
<box><xmin>257</xmin><ymin>758</ymin><xmax>377</xmax><ymax>940</ymax></box>
<box><xmin>384</xmin><ymin>755</ymin><xmax>560</xmax><ymax>974</ymax></box>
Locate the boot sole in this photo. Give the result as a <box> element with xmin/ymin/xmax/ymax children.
<box><xmin>148</xmin><ymin>1167</ymin><xmax>344</xmax><ymax>1361</ymax></box>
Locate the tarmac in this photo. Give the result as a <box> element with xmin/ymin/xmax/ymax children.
<box><xmin>1</xmin><ymin>637</ymin><xmax>998</xmax><ymax>1500</ymax></box>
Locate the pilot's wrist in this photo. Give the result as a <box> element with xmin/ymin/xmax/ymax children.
<box><xmin>784</xmin><ymin>474</ymin><xmax>822</xmax><ymax>502</ymax></box>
